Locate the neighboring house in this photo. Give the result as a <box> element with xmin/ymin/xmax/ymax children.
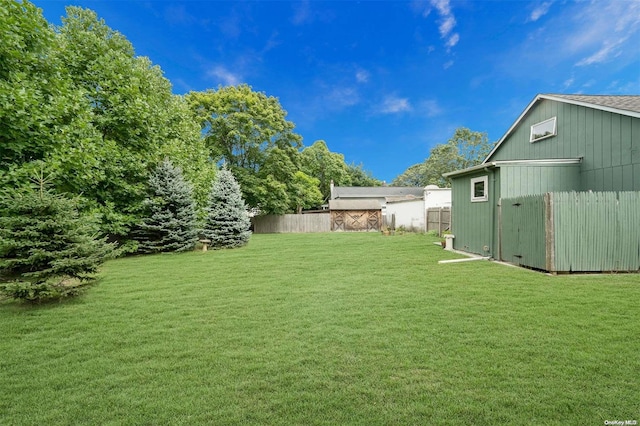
<box><xmin>444</xmin><ymin>94</ymin><xmax>640</xmax><ymax>272</ymax></box>
<box><xmin>386</xmin><ymin>185</ymin><xmax>451</xmax><ymax>231</ymax></box>
<box><xmin>329</xmin><ymin>182</ymin><xmax>451</xmax><ymax>231</ymax></box>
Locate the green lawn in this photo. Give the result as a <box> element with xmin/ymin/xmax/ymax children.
<box><xmin>1</xmin><ymin>233</ymin><xmax>639</xmax><ymax>425</ymax></box>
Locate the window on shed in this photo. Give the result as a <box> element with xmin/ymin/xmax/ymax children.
<box><xmin>470</xmin><ymin>176</ymin><xmax>488</xmax><ymax>202</ymax></box>
<box><xmin>530</xmin><ymin>117</ymin><xmax>557</xmax><ymax>142</ymax></box>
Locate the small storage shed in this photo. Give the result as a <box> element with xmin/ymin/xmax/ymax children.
<box><xmin>444</xmin><ymin>94</ymin><xmax>640</xmax><ymax>272</ymax></box>
<box><xmin>328</xmin><ymin>199</ymin><xmax>382</xmax><ymax>231</ymax></box>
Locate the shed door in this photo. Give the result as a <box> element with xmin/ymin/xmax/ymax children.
<box><xmin>500</xmin><ymin>196</ymin><xmax>547</xmax><ymax>270</ymax></box>
<box><xmin>331</xmin><ymin>210</ymin><xmax>381</xmax><ymax>231</ymax></box>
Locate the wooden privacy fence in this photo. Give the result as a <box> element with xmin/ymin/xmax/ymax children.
<box><xmin>252</xmin><ymin>214</ymin><xmax>330</xmax><ymax>234</ymax></box>
<box><xmin>426</xmin><ymin>207</ymin><xmax>451</xmax><ymax>235</ymax></box>
<box><xmin>500</xmin><ymin>192</ymin><xmax>640</xmax><ymax>272</ymax></box>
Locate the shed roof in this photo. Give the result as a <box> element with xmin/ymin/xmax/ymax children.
<box><xmin>484</xmin><ymin>94</ymin><xmax>640</xmax><ymax>162</ymax></box>
<box><xmin>332</xmin><ymin>186</ymin><xmax>424</xmax><ymax>199</ymax></box>
<box><xmin>329</xmin><ymin>199</ymin><xmax>381</xmax><ymax>210</ymax></box>
<box><xmin>443</xmin><ymin>158</ymin><xmax>582</xmax><ymax>179</ymax></box>
<box><xmin>548</xmin><ymin>94</ymin><xmax>640</xmax><ymax>114</ymax></box>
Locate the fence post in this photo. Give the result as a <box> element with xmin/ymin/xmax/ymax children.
<box><xmin>544</xmin><ymin>193</ymin><xmax>555</xmax><ymax>273</ymax></box>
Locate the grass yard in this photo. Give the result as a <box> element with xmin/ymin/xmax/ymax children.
<box><xmin>1</xmin><ymin>233</ymin><xmax>639</xmax><ymax>425</ymax></box>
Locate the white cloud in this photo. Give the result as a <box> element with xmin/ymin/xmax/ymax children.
<box><xmin>291</xmin><ymin>0</ymin><xmax>334</xmax><ymax>26</ymax></box>
<box><xmin>502</xmin><ymin>0</ymin><xmax>640</xmax><ymax>77</ymax></box>
<box><xmin>379</xmin><ymin>95</ymin><xmax>412</xmax><ymax>114</ymax></box>
<box><xmin>326</xmin><ymin>86</ymin><xmax>360</xmax><ymax>108</ymax></box>
<box><xmin>529</xmin><ymin>2</ymin><xmax>552</xmax><ymax>22</ymax></box>
<box><xmin>563</xmin><ymin>76</ymin><xmax>575</xmax><ymax>89</ymax></box>
<box><xmin>443</xmin><ymin>60</ymin><xmax>454</xmax><ymax>69</ymax></box>
<box><xmin>439</xmin><ymin>15</ymin><xmax>456</xmax><ymax>38</ymax></box>
<box><xmin>413</xmin><ymin>0</ymin><xmax>459</xmax><ymax>52</ymax></box>
<box><xmin>291</xmin><ymin>0</ymin><xmax>311</xmax><ymax>25</ymax></box>
<box><xmin>164</xmin><ymin>5</ymin><xmax>197</xmax><ymax>26</ymax></box>
<box><xmin>431</xmin><ymin>0</ymin><xmax>451</xmax><ymax>16</ymax></box>
<box><xmin>207</xmin><ymin>66</ymin><xmax>242</xmax><ymax>86</ymax></box>
<box><xmin>445</xmin><ymin>33</ymin><xmax>459</xmax><ymax>49</ymax></box>
<box><xmin>356</xmin><ymin>69</ymin><xmax>370</xmax><ymax>83</ymax></box>
<box><xmin>576</xmin><ymin>37</ymin><xmax>627</xmax><ymax>66</ymax></box>
<box><xmin>411</xmin><ymin>0</ymin><xmax>432</xmax><ymax>18</ymax></box>
<box><xmin>419</xmin><ymin>99</ymin><xmax>443</xmax><ymax>117</ymax></box>
<box><xmin>565</xmin><ymin>1</ymin><xmax>640</xmax><ymax>66</ymax></box>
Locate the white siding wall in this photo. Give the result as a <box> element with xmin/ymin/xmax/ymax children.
<box><xmin>385</xmin><ymin>189</ymin><xmax>451</xmax><ymax>231</ymax></box>
<box><xmin>425</xmin><ymin>188</ymin><xmax>452</xmax><ymax>208</ymax></box>
<box><xmin>386</xmin><ymin>199</ymin><xmax>425</xmax><ymax>231</ymax></box>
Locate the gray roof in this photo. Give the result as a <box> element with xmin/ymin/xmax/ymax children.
<box><xmin>329</xmin><ymin>199</ymin><xmax>381</xmax><ymax>210</ymax></box>
<box><xmin>385</xmin><ymin>195</ymin><xmax>423</xmax><ymax>203</ymax></box>
<box><xmin>546</xmin><ymin>94</ymin><xmax>640</xmax><ymax>114</ymax></box>
<box><xmin>332</xmin><ymin>186</ymin><xmax>424</xmax><ymax>199</ymax></box>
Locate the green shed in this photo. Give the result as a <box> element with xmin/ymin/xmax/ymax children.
<box><xmin>444</xmin><ymin>94</ymin><xmax>640</xmax><ymax>272</ymax></box>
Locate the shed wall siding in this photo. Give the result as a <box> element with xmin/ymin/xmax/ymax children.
<box><xmin>499</xmin><ymin>164</ymin><xmax>581</xmax><ymax>198</ymax></box>
<box><xmin>451</xmin><ymin>171</ymin><xmax>496</xmax><ymax>256</ymax></box>
<box><xmin>490</xmin><ymin>99</ymin><xmax>640</xmax><ymax>191</ymax></box>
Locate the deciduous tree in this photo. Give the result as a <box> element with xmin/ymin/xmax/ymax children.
<box><xmin>187</xmin><ymin>85</ymin><xmax>303</xmax><ymax>211</ymax></box>
<box><xmin>300</xmin><ymin>140</ymin><xmax>352</xmax><ymax>201</ymax></box>
<box><xmin>392</xmin><ymin>128</ymin><xmax>493</xmax><ymax>187</ymax></box>
<box><xmin>347</xmin><ymin>163</ymin><xmax>383</xmax><ymax>187</ymax></box>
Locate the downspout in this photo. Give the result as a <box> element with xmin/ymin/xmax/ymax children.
<box><xmin>486</xmin><ymin>167</ymin><xmax>497</xmax><ymax>259</ymax></box>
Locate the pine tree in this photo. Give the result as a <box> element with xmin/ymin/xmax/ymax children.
<box><xmin>137</xmin><ymin>160</ymin><xmax>199</xmax><ymax>253</ymax></box>
<box><xmin>203</xmin><ymin>168</ymin><xmax>251</xmax><ymax>249</ymax></box>
<box><xmin>0</xmin><ymin>181</ymin><xmax>114</xmax><ymax>302</ymax></box>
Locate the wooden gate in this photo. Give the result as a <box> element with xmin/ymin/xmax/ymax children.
<box><xmin>500</xmin><ymin>195</ymin><xmax>548</xmax><ymax>270</ymax></box>
<box><xmin>331</xmin><ymin>210</ymin><xmax>381</xmax><ymax>231</ymax></box>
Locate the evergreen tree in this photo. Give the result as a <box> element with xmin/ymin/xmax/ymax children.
<box><xmin>0</xmin><ymin>178</ymin><xmax>114</xmax><ymax>302</ymax></box>
<box><xmin>203</xmin><ymin>168</ymin><xmax>251</xmax><ymax>249</ymax></box>
<box><xmin>137</xmin><ymin>160</ymin><xmax>199</xmax><ymax>253</ymax></box>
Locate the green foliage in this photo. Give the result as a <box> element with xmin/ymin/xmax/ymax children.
<box><xmin>290</xmin><ymin>171</ymin><xmax>323</xmax><ymax>213</ymax></box>
<box><xmin>0</xmin><ymin>2</ymin><xmax>213</xmax><ymax>244</ymax></box>
<box><xmin>0</xmin><ymin>179</ymin><xmax>114</xmax><ymax>302</ymax></box>
<box><xmin>53</xmin><ymin>7</ymin><xmax>175</xmax><ymax>237</ymax></box>
<box><xmin>136</xmin><ymin>160</ymin><xmax>199</xmax><ymax>253</ymax></box>
<box><xmin>187</xmin><ymin>84</ymin><xmax>302</xmax><ymax>169</ymax></box>
<box><xmin>158</xmin><ymin>96</ymin><xmax>216</xmax><ymax>213</ymax></box>
<box><xmin>0</xmin><ymin>0</ymin><xmax>97</xmax><ymax>172</ymax></box>
<box><xmin>300</xmin><ymin>140</ymin><xmax>352</xmax><ymax>201</ymax></box>
<box><xmin>347</xmin><ymin>163</ymin><xmax>383</xmax><ymax>187</ymax></box>
<box><xmin>393</xmin><ymin>127</ymin><xmax>493</xmax><ymax>187</ymax></box>
<box><xmin>186</xmin><ymin>85</ymin><xmax>303</xmax><ymax>212</ymax></box>
<box><xmin>203</xmin><ymin>168</ymin><xmax>251</xmax><ymax>249</ymax></box>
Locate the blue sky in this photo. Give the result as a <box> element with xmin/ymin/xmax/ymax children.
<box><xmin>34</xmin><ymin>0</ymin><xmax>640</xmax><ymax>182</ymax></box>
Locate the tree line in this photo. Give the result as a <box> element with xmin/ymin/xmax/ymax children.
<box><xmin>1</xmin><ymin>2</ymin><xmax>382</xmax><ymax>238</ymax></box>
<box><xmin>392</xmin><ymin>128</ymin><xmax>493</xmax><ymax>187</ymax></box>
<box><xmin>0</xmin><ymin>1</ymin><xmax>382</xmax><ymax>301</ymax></box>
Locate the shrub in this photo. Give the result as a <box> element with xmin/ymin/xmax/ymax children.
<box><xmin>0</xmin><ymin>188</ymin><xmax>114</xmax><ymax>302</ymax></box>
